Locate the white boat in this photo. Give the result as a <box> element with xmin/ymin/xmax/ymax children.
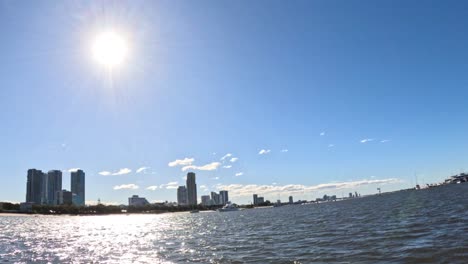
<box><xmin>217</xmin><ymin>203</ymin><xmax>241</xmax><ymax>212</ymax></box>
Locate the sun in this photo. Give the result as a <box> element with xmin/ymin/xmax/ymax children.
<box><xmin>92</xmin><ymin>31</ymin><xmax>128</xmax><ymax>68</ymax></box>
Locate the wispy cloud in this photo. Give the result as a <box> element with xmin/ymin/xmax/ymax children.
<box><xmin>136</xmin><ymin>167</ymin><xmax>150</xmax><ymax>173</ymax></box>
<box><xmin>182</xmin><ymin>162</ymin><xmax>221</xmax><ymax>172</ymax></box>
<box><xmin>380</xmin><ymin>139</ymin><xmax>391</xmax><ymax>143</ymax></box>
<box><xmin>360</xmin><ymin>139</ymin><xmax>374</xmax><ymax>143</ymax></box>
<box><xmin>230</xmin><ymin>157</ymin><xmax>238</xmax><ymax>163</ymax></box>
<box><xmin>258</xmin><ymin>149</ymin><xmax>271</xmax><ymax>155</ymax></box>
<box><xmin>235</xmin><ymin>172</ymin><xmax>244</xmax><ymax>177</ymax></box>
<box><xmin>168</xmin><ymin>158</ymin><xmax>194</xmax><ymax>167</ymax></box>
<box><xmin>68</xmin><ymin>168</ymin><xmax>80</xmax><ymax>172</ymax></box>
<box><xmin>328</xmin><ymin>144</ymin><xmax>335</xmax><ymax>148</ymax></box>
<box><xmin>320</xmin><ymin>132</ymin><xmax>326</xmax><ymax>136</ymax></box>
<box><xmin>281</xmin><ymin>149</ymin><xmax>289</xmax><ymax>153</ymax></box>
<box><xmin>212</xmin><ymin>177</ymin><xmax>220</xmax><ymax>180</ymax></box>
<box><xmin>220</xmin><ymin>153</ymin><xmax>232</xmax><ymax>161</ymax></box>
<box><xmin>223</xmin><ymin>165</ymin><xmax>232</xmax><ymax>169</ymax></box>
<box><xmin>217</xmin><ymin>178</ymin><xmax>401</xmax><ymax>198</ymax></box>
<box><xmin>99</xmin><ymin>168</ymin><xmax>132</xmax><ymax>176</ymax></box>
<box><xmin>159</xmin><ymin>181</ymin><xmax>179</xmax><ymax>189</ymax></box>
<box><xmin>113</xmin><ymin>184</ymin><xmax>139</xmax><ymax>190</ymax></box>
<box><xmin>146</xmin><ymin>185</ymin><xmax>158</xmax><ymax>191</ymax></box>
<box><xmin>113</xmin><ymin>168</ymin><xmax>132</xmax><ymax>175</ymax></box>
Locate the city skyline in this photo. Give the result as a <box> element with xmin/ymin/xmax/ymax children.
<box><xmin>25</xmin><ymin>168</ymin><xmax>85</xmax><ymax>206</ymax></box>
<box><xmin>3</xmin><ymin>1</ymin><xmax>468</xmax><ymax>205</ymax></box>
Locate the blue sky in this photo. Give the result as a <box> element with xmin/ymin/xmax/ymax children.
<box><xmin>1</xmin><ymin>1</ymin><xmax>468</xmax><ymax>204</ymax></box>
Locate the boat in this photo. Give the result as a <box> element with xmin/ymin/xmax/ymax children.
<box><xmin>217</xmin><ymin>203</ymin><xmax>240</xmax><ymax>212</ymax></box>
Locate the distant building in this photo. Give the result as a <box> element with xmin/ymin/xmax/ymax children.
<box><xmin>211</xmin><ymin>192</ymin><xmax>220</xmax><ymax>205</ymax></box>
<box><xmin>219</xmin><ymin>190</ymin><xmax>229</xmax><ymax>205</ymax></box>
<box><xmin>289</xmin><ymin>196</ymin><xmax>293</xmax><ymax>204</ymax></box>
<box><xmin>56</xmin><ymin>190</ymin><xmax>73</xmax><ymax>205</ymax></box>
<box><xmin>253</xmin><ymin>194</ymin><xmax>258</xmax><ymax>205</ymax></box>
<box><xmin>128</xmin><ymin>195</ymin><xmax>149</xmax><ymax>207</ymax></box>
<box><xmin>257</xmin><ymin>197</ymin><xmax>264</xmax><ymax>204</ymax></box>
<box><xmin>349</xmin><ymin>192</ymin><xmax>353</xmax><ymax>198</ymax></box>
<box><xmin>46</xmin><ymin>170</ymin><xmax>62</xmax><ymax>205</ymax></box>
<box><xmin>201</xmin><ymin>195</ymin><xmax>211</xmax><ymax>206</ymax></box>
<box><xmin>186</xmin><ymin>172</ymin><xmax>197</xmax><ymax>205</ymax></box>
<box><xmin>20</xmin><ymin>202</ymin><xmax>34</xmax><ymax>213</ymax></box>
<box><xmin>71</xmin><ymin>169</ymin><xmax>85</xmax><ymax>206</ymax></box>
<box><xmin>26</xmin><ymin>169</ymin><xmax>45</xmax><ymax>204</ymax></box>
<box><xmin>177</xmin><ymin>186</ymin><xmax>188</xmax><ymax>205</ymax></box>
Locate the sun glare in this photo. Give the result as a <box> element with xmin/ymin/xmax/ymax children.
<box><xmin>92</xmin><ymin>31</ymin><xmax>128</xmax><ymax>68</ymax></box>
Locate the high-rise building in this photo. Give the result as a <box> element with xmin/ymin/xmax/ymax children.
<box><xmin>177</xmin><ymin>186</ymin><xmax>188</xmax><ymax>205</ymax></box>
<box><xmin>186</xmin><ymin>172</ymin><xmax>197</xmax><ymax>206</ymax></box>
<box><xmin>71</xmin><ymin>170</ymin><xmax>85</xmax><ymax>206</ymax></box>
<box><xmin>26</xmin><ymin>169</ymin><xmax>45</xmax><ymax>204</ymax></box>
<box><xmin>46</xmin><ymin>170</ymin><xmax>62</xmax><ymax>205</ymax></box>
<box><xmin>289</xmin><ymin>196</ymin><xmax>293</xmax><ymax>204</ymax></box>
<box><xmin>201</xmin><ymin>195</ymin><xmax>211</xmax><ymax>206</ymax></box>
<box><xmin>219</xmin><ymin>190</ymin><xmax>229</xmax><ymax>205</ymax></box>
<box><xmin>253</xmin><ymin>194</ymin><xmax>258</xmax><ymax>205</ymax></box>
<box><xmin>211</xmin><ymin>192</ymin><xmax>220</xmax><ymax>205</ymax></box>
<box><xmin>56</xmin><ymin>190</ymin><xmax>73</xmax><ymax>205</ymax></box>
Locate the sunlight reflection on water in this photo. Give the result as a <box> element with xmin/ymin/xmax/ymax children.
<box><xmin>1</xmin><ymin>184</ymin><xmax>468</xmax><ymax>263</ymax></box>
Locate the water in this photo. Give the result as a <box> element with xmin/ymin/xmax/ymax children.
<box><xmin>1</xmin><ymin>184</ymin><xmax>467</xmax><ymax>263</ymax></box>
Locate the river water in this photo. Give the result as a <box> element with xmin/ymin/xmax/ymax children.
<box><xmin>1</xmin><ymin>184</ymin><xmax>467</xmax><ymax>263</ymax></box>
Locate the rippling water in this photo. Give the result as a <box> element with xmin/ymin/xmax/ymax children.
<box><xmin>1</xmin><ymin>184</ymin><xmax>468</xmax><ymax>263</ymax></box>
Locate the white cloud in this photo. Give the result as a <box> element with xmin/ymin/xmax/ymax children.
<box><xmin>220</xmin><ymin>153</ymin><xmax>232</xmax><ymax>161</ymax></box>
<box><xmin>230</xmin><ymin>157</ymin><xmax>238</xmax><ymax>163</ymax></box>
<box><xmin>99</xmin><ymin>168</ymin><xmax>132</xmax><ymax>176</ymax></box>
<box><xmin>212</xmin><ymin>177</ymin><xmax>220</xmax><ymax>180</ymax></box>
<box><xmin>168</xmin><ymin>158</ymin><xmax>194</xmax><ymax>167</ymax></box>
<box><xmin>113</xmin><ymin>168</ymin><xmax>132</xmax><ymax>175</ymax></box>
<box><xmin>216</xmin><ymin>178</ymin><xmax>401</xmax><ymax>198</ymax></box>
<box><xmin>223</xmin><ymin>165</ymin><xmax>232</xmax><ymax>169</ymax></box>
<box><xmin>182</xmin><ymin>162</ymin><xmax>221</xmax><ymax>172</ymax></box>
<box><xmin>328</xmin><ymin>144</ymin><xmax>335</xmax><ymax>148</ymax></box>
<box><xmin>235</xmin><ymin>172</ymin><xmax>244</xmax><ymax>177</ymax></box>
<box><xmin>258</xmin><ymin>149</ymin><xmax>271</xmax><ymax>155</ymax></box>
<box><xmin>68</xmin><ymin>168</ymin><xmax>80</xmax><ymax>172</ymax></box>
<box><xmin>380</xmin><ymin>139</ymin><xmax>390</xmax><ymax>143</ymax></box>
<box><xmin>136</xmin><ymin>167</ymin><xmax>150</xmax><ymax>173</ymax></box>
<box><xmin>146</xmin><ymin>185</ymin><xmax>158</xmax><ymax>191</ymax></box>
<box><xmin>320</xmin><ymin>132</ymin><xmax>326</xmax><ymax>136</ymax></box>
<box><xmin>159</xmin><ymin>181</ymin><xmax>179</xmax><ymax>189</ymax></box>
<box><xmin>113</xmin><ymin>184</ymin><xmax>139</xmax><ymax>190</ymax></box>
<box><xmin>360</xmin><ymin>139</ymin><xmax>374</xmax><ymax>143</ymax></box>
<box><xmin>281</xmin><ymin>149</ymin><xmax>288</xmax><ymax>153</ymax></box>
